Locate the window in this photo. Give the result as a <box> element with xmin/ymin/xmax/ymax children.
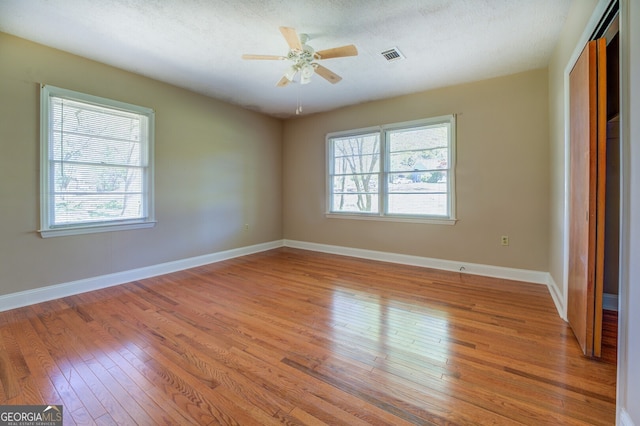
<box><xmin>40</xmin><ymin>85</ymin><xmax>155</xmax><ymax>237</ymax></box>
<box><xmin>327</xmin><ymin>115</ymin><xmax>456</xmax><ymax>223</ymax></box>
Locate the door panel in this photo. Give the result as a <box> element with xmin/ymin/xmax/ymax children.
<box><xmin>568</xmin><ymin>38</ymin><xmax>606</xmax><ymax>357</ymax></box>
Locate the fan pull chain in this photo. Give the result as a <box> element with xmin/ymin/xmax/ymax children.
<box><xmin>296</xmin><ymin>83</ymin><xmax>302</xmax><ymax>115</ymax></box>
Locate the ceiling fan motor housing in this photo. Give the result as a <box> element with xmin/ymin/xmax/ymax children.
<box><xmin>285</xmin><ymin>44</ymin><xmax>317</xmax><ymax>83</ymax></box>
<box><xmin>287</xmin><ymin>44</ymin><xmax>315</xmax><ymax>66</ymax></box>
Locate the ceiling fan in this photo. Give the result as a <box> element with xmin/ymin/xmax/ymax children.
<box><xmin>242</xmin><ymin>26</ymin><xmax>358</xmax><ymax>87</ymax></box>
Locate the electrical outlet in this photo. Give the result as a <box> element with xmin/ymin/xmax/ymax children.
<box><xmin>244</xmin><ymin>224</ymin><xmax>249</xmax><ymax>231</ymax></box>
<box><xmin>501</xmin><ymin>235</ymin><xmax>509</xmax><ymax>246</ymax></box>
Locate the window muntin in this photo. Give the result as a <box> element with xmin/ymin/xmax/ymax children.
<box><xmin>327</xmin><ymin>116</ymin><xmax>455</xmax><ymax>222</ymax></box>
<box><xmin>40</xmin><ymin>85</ymin><xmax>155</xmax><ymax>237</ymax></box>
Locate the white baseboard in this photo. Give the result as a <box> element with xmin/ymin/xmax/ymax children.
<box><xmin>545</xmin><ymin>274</ymin><xmax>566</xmax><ymax>320</ymax></box>
<box><xmin>603</xmin><ymin>293</ymin><xmax>619</xmax><ymax>311</ymax></box>
<box><xmin>0</xmin><ymin>238</ymin><xmax>566</xmax><ymax>320</ymax></box>
<box><xmin>284</xmin><ymin>240</ymin><xmax>549</xmax><ymax>283</ymax></box>
<box><xmin>283</xmin><ymin>240</ymin><xmax>565</xmax><ymax>315</ymax></box>
<box><xmin>0</xmin><ymin>240</ymin><xmax>284</xmax><ymax>313</ymax></box>
<box><xmin>621</xmin><ymin>409</ymin><xmax>636</xmax><ymax>426</ymax></box>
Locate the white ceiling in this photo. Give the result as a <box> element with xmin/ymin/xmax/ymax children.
<box><xmin>0</xmin><ymin>0</ymin><xmax>572</xmax><ymax>118</ymax></box>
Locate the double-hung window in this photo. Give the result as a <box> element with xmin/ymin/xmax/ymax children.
<box><xmin>40</xmin><ymin>85</ymin><xmax>155</xmax><ymax>237</ymax></box>
<box><xmin>327</xmin><ymin>115</ymin><xmax>456</xmax><ymax>223</ymax></box>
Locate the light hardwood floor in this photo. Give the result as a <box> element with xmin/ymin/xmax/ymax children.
<box><xmin>0</xmin><ymin>248</ymin><xmax>616</xmax><ymax>425</ymax></box>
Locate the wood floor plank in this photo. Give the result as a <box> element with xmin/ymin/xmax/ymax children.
<box><xmin>0</xmin><ymin>330</ymin><xmax>20</xmax><ymax>400</ymax></box>
<box><xmin>237</xmin><ymin>345</ymin><xmax>419</xmax><ymax>426</ymax></box>
<box><xmin>7</xmin><ymin>311</ymin><xmax>76</xmax><ymax>409</ymax></box>
<box><xmin>80</xmin><ymin>320</ymin><xmax>198</xmax><ymax>425</ymax></box>
<box><xmin>601</xmin><ymin>309</ymin><xmax>618</xmax><ymax>364</ymax></box>
<box><xmin>0</xmin><ymin>248</ymin><xmax>616</xmax><ymax>424</ymax></box>
<box><xmin>70</xmin><ymin>405</ymin><xmax>100</xmax><ymax>426</ymax></box>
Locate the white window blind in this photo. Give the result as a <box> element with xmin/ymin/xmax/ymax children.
<box><xmin>40</xmin><ymin>85</ymin><xmax>155</xmax><ymax>237</ymax></box>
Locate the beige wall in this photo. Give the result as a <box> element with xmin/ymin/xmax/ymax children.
<box><xmin>0</xmin><ymin>33</ymin><xmax>283</xmax><ymax>297</ymax></box>
<box><xmin>283</xmin><ymin>69</ymin><xmax>549</xmax><ymax>271</ymax></box>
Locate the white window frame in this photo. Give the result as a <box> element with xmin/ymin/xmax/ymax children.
<box><xmin>39</xmin><ymin>85</ymin><xmax>156</xmax><ymax>238</ymax></box>
<box><xmin>326</xmin><ymin>115</ymin><xmax>457</xmax><ymax>224</ymax></box>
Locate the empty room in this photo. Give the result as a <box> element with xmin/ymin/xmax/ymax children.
<box><xmin>0</xmin><ymin>1</ymin><xmax>639</xmax><ymax>425</ymax></box>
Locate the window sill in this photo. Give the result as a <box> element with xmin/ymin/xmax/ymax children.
<box><xmin>325</xmin><ymin>213</ymin><xmax>457</xmax><ymax>225</ymax></box>
<box><xmin>39</xmin><ymin>220</ymin><xmax>157</xmax><ymax>238</ymax></box>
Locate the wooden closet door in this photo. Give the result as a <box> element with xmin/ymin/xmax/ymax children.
<box><xmin>567</xmin><ymin>38</ymin><xmax>607</xmax><ymax>357</ymax></box>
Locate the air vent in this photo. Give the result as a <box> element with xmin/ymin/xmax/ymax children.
<box><xmin>381</xmin><ymin>47</ymin><xmax>405</xmax><ymax>62</ymax></box>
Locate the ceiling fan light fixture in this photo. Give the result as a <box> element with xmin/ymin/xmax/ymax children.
<box><xmin>300</xmin><ymin>75</ymin><xmax>312</xmax><ymax>85</ymax></box>
<box><xmin>284</xmin><ymin>65</ymin><xmax>297</xmax><ymax>81</ymax></box>
<box><xmin>300</xmin><ymin>63</ymin><xmax>314</xmax><ymax>84</ymax></box>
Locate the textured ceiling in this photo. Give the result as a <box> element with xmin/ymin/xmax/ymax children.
<box><xmin>0</xmin><ymin>0</ymin><xmax>572</xmax><ymax>118</ymax></box>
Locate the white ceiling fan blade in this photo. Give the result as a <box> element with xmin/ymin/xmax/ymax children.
<box><xmin>242</xmin><ymin>54</ymin><xmax>286</xmax><ymax>60</ymax></box>
<box><xmin>279</xmin><ymin>26</ymin><xmax>302</xmax><ymax>51</ymax></box>
<box><xmin>314</xmin><ymin>64</ymin><xmax>342</xmax><ymax>84</ymax></box>
<box><xmin>315</xmin><ymin>44</ymin><xmax>358</xmax><ymax>60</ymax></box>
